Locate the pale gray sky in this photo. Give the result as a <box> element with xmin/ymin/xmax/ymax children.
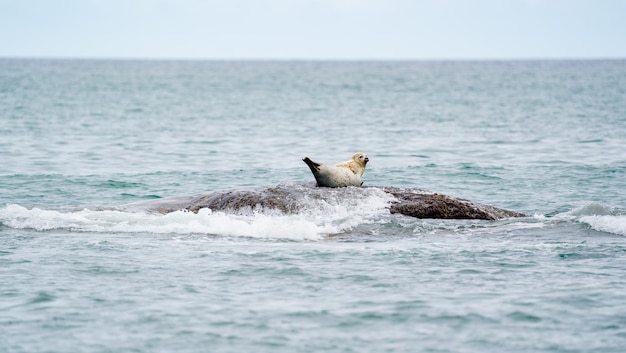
<box><xmin>1</xmin><ymin>0</ymin><xmax>625</xmax><ymax>59</ymax></box>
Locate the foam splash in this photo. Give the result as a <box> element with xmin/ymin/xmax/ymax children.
<box><xmin>555</xmin><ymin>202</ymin><xmax>626</xmax><ymax>236</ymax></box>
<box><xmin>0</xmin><ymin>189</ymin><xmax>393</xmax><ymax>240</ymax></box>
<box><xmin>578</xmin><ymin>215</ymin><xmax>626</xmax><ymax>236</ymax></box>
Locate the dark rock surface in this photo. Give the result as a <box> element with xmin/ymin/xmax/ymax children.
<box><xmin>381</xmin><ymin>187</ymin><xmax>524</xmax><ymax>220</ymax></box>
<box><xmin>123</xmin><ymin>184</ymin><xmax>524</xmax><ymax>220</ymax></box>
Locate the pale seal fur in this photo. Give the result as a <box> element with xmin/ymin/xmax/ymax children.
<box><xmin>302</xmin><ymin>152</ymin><xmax>369</xmax><ymax>187</ymax></box>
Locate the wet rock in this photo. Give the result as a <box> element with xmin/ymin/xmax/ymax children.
<box><xmin>125</xmin><ymin>184</ymin><xmax>524</xmax><ymax>220</ymax></box>
<box><xmin>381</xmin><ymin>187</ymin><xmax>524</xmax><ymax>220</ymax></box>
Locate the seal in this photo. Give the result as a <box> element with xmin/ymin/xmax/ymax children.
<box><xmin>302</xmin><ymin>152</ymin><xmax>369</xmax><ymax>187</ymax></box>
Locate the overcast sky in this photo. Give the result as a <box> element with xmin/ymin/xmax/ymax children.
<box><xmin>1</xmin><ymin>0</ymin><xmax>625</xmax><ymax>59</ymax></box>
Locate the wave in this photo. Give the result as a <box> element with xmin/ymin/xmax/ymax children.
<box><xmin>8</xmin><ymin>191</ymin><xmax>622</xmax><ymax>239</ymax></box>
<box><xmin>0</xmin><ymin>188</ymin><xmax>394</xmax><ymax>240</ymax></box>
<box><xmin>553</xmin><ymin>202</ymin><xmax>626</xmax><ymax>236</ymax></box>
<box><xmin>578</xmin><ymin>214</ymin><xmax>626</xmax><ymax>236</ymax></box>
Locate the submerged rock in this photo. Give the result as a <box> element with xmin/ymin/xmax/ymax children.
<box><xmin>125</xmin><ymin>184</ymin><xmax>524</xmax><ymax>220</ymax></box>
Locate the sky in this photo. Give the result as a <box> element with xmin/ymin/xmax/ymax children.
<box><xmin>1</xmin><ymin>0</ymin><xmax>625</xmax><ymax>60</ymax></box>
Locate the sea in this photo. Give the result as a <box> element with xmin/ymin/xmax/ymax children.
<box><xmin>1</xmin><ymin>59</ymin><xmax>625</xmax><ymax>352</ymax></box>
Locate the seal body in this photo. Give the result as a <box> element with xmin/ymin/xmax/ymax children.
<box><xmin>302</xmin><ymin>152</ymin><xmax>369</xmax><ymax>187</ymax></box>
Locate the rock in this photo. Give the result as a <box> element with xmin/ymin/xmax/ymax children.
<box><xmin>125</xmin><ymin>184</ymin><xmax>524</xmax><ymax>220</ymax></box>
<box><xmin>381</xmin><ymin>187</ymin><xmax>524</xmax><ymax>220</ymax></box>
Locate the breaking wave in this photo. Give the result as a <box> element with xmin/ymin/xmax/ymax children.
<box><xmin>553</xmin><ymin>202</ymin><xmax>626</xmax><ymax>236</ymax></box>
<box><xmin>0</xmin><ymin>188</ymin><xmax>394</xmax><ymax>240</ymax></box>
<box><xmin>578</xmin><ymin>215</ymin><xmax>626</xmax><ymax>236</ymax></box>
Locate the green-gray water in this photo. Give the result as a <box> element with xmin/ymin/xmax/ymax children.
<box><xmin>1</xmin><ymin>59</ymin><xmax>625</xmax><ymax>352</ymax></box>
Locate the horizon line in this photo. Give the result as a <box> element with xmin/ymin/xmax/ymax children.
<box><xmin>1</xmin><ymin>55</ymin><xmax>625</xmax><ymax>62</ymax></box>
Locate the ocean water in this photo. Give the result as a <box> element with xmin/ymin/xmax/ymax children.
<box><xmin>1</xmin><ymin>59</ymin><xmax>626</xmax><ymax>352</ymax></box>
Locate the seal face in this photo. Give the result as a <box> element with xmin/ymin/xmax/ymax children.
<box><xmin>302</xmin><ymin>152</ymin><xmax>369</xmax><ymax>187</ymax></box>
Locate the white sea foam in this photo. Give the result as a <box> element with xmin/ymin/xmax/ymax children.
<box><xmin>0</xmin><ymin>189</ymin><xmax>393</xmax><ymax>240</ymax></box>
<box><xmin>578</xmin><ymin>215</ymin><xmax>626</xmax><ymax>236</ymax></box>
<box><xmin>551</xmin><ymin>202</ymin><xmax>626</xmax><ymax>236</ymax></box>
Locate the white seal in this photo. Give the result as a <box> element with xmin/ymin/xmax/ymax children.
<box><xmin>302</xmin><ymin>152</ymin><xmax>369</xmax><ymax>187</ymax></box>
